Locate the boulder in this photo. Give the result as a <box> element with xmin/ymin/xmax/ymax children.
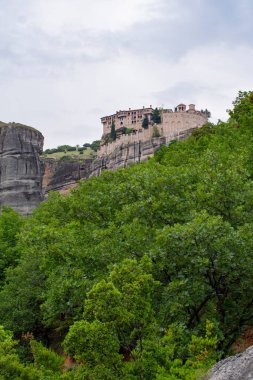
<box><xmin>207</xmin><ymin>345</ymin><xmax>253</xmax><ymax>380</ymax></box>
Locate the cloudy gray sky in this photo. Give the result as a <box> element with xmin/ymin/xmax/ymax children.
<box><xmin>0</xmin><ymin>0</ymin><xmax>252</xmax><ymax>148</ymax></box>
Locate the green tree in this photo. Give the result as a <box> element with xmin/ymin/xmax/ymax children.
<box><xmin>64</xmin><ymin>257</ymin><xmax>158</xmax><ymax>378</ymax></box>
<box><xmin>228</xmin><ymin>90</ymin><xmax>253</xmax><ymax>127</ymax></box>
<box><xmin>152</xmin><ymin>108</ymin><xmax>161</xmax><ymax>124</ymax></box>
<box><xmin>152</xmin><ymin>125</ymin><xmax>160</xmax><ymax>137</ymax></box>
<box><xmin>0</xmin><ymin>253</ymin><xmax>46</xmax><ymax>334</ymax></box>
<box><xmin>1</xmin><ymin>91</ymin><xmax>253</xmax><ymax>378</ymax></box>
<box><xmin>30</xmin><ymin>339</ymin><xmax>64</xmax><ymax>374</ymax></box>
<box><xmin>0</xmin><ymin>326</ymin><xmax>41</xmax><ymax>380</ymax></box>
<box><xmin>110</xmin><ymin>122</ymin><xmax>116</xmax><ymax>141</ymax></box>
<box><xmin>155</xmin><ymin>321</ymin><xmax>218</xmax><ymax>380</ymax></box>
<box><xmin>154</xmin><ymin>212</ymin><xmax>253</xmax><ymax>349</ymax></box>
<box><xmin>142</xmin><ymin>115</ymin><xmax>149</xmax><ymax>129</ymax></box>
<box><xmin>90</xmin><ymin>140</ymin><xmax>101</xmax><ymax>151</ymax></box>
<box><xmin>195</xmin><ymin>150</ymin><xmax>253</xmax><ymax>226</ymax></box>
<box><xmin>0</xmin><ymin>207</ymin><xmax>23</xmax><ymax>286</ymax></box>
<box><xmin>64</xmin><ymin>320</ymin><xmax>122</xmax><ymax>379</ymax></box>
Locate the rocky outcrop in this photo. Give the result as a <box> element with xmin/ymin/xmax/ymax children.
<box><xmin>207</xmin><ymin>345</ymin><xmax>253</xmax><ymax>380</ymax></box>
<box><xmin>0</xmin><ymin>123</ymin><xmax>44</xmax><ymax>215</ymax></box>
<box><xmin>41</xmin><ymin>138</ymin><xmax>167</xmax><ymax>193</ymax></box>
<box><xmin>90</xmin><ymin>128</ymin><xmax>195</xmax><ymax>177</ymax></box>
<box><xmin>90</xmin><ymin>136</ymin><xmax>166</xmax><ymax>176</ymax></box>
<box><xmin>0</xmin><ymin>120</ymin><xmax>200</xmax><ymax>214</ymax></box>
<box><xmin>42</xmin><ymin>157</ymin><xmax>93</xmax><ymax>196</ymax></box>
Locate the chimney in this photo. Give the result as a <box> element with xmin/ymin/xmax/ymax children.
<box><xmin>189</xmin><ymin>104</ymin><xmax>195</xmax><ymax>111</ymax></box>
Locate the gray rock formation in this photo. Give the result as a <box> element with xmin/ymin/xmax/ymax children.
<box><xmin>41</xmin><ymin>138</ymin><xmax>166</xmax><ymax>194</ymax></box>
<box><xmin>90</xmin><ymin>136</ymin><xmax>166</xmax><ymax>176</ymax></box>
<box><xmin>207</xmin><ymin>345</ymin><xmax>253</xmax><ymax>380</ymax></box>
<box><xmin>90</xmin><ymin>128</ymin><xmax>195</xmax><ymax>177</ymax></box>
<box><xmin>0</xmin><ymin>123</ymin><xmax>44</xmax><ymax>215</ymax></box>
<box><xmin>0</xmin><ymin>121</ymin><xmax>200</xmax><ymax>212</ymax></box>
<box><xmin>42</xmin><ymin>157</ymin><xmax>93</xmax><ymax>196</ymax></box>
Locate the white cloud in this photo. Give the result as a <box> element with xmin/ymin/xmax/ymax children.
<box><xmin>0</xmin><ymin>0</ymin><xmax>252</xmax><ymax>148</ymax></box>
<box><xmin>28</xmin><ymin>0</ymin><xmax>157</xmax><ymax>34</ymax></box>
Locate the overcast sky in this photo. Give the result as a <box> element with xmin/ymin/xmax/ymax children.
<box><xmin>0</xmin><ymin>0</ymin><xmax>252</xmax><ymax>149</ymax></box>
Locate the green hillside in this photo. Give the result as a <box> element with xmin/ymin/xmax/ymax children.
<box><xmin>43</xmin><ymin>147</ymin><xmax>96</xmax><ymax>160</ymax></box>
<box><xmin>42</xmin><ymin>141</ymin><xmax>100</xmax><ymax>160</ymax></box>
<box><xmin>0</xmin><ymin>91</ymin><xmax>253</xmax><ymax>379</ymax></box>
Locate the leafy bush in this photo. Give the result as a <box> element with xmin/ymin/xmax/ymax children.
<box><xmin>152</xmin><ymin>125</ymin><xmax>160</xmax><ymax>137</ymax></box>
<box><xmin>142</xmin><ymin>115</ymin><xmax>149</xmax><ymax>129</ymax></box>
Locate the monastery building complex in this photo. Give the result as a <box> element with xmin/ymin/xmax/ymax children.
<box><xmin>98</xmin><ymin>103</ymin><xmax>210</xmax><ymax>157</ymax></box>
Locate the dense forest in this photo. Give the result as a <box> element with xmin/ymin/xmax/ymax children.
<box><xmin>0</xmin><ymin>91</ymin><xmax>253</xmax><ymax>379</ymax></box>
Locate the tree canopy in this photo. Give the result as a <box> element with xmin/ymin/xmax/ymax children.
<box><xmin>0</xmin><ymin>91</ymin><xmax>253</xmax><ymax>378</ymax></box>
<box><xmin>152</xmin><ymin>108</ymin><xmax>161</xmax><ymax>124</ymax></box>
<box><xmin>110</xmin><ymin>121</ymin><xmax>117</xmax><ymax>141</ymax></box>
<box><xmin>142</xmin><ymin>115</ymin><xmax>149</xmax><ymax>129</ymax></box>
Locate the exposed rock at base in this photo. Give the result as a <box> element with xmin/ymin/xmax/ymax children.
<box><xmin>90</xmin><ymin>128</ymin><xmax>195</xmax><ymax>177</ymax></box>
<box><xmin>0</xmin><ymin>123</ymin><xmax>44</xmax><ymax>215</ymax></box>
<box><xmin>41</xmin><ymin>138</ymin><xmax>167</xmax><ymax>194</ymax></box>
<box><xmin>90</xmin><ymin>137</ymin><xmax>166</xmax><ymax>176</ymax></box>
<box><xmin>0</xmin><ymin>121</ymin><xmax>201</xmax><ymax>213</ymax></box>
<box><xmin>207</xmin><ymin>345</ymin><xmax>253</xmax><ymax>380</ymax></box>
<box><xmin>42</xmin><ymin>129</ymin><xmax>197</xmax><ymax>195</ymax></box>
<box><xmin>42</xmin><ymin>157</ymin><xmax>93</xmax><ymax>196</ymax></box>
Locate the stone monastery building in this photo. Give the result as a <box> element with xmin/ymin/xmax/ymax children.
<box><xmin>98</xmin><ymin>103</ymin><xmax>210</xmax><ymax>157</ymax></box>
<box><xmin>101</xmin><ymin>106</ymin><xmax>154</xmax><ymax>135</ymax></box>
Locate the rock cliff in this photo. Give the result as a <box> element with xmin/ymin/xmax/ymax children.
<box><xmin>90</xmin><ymin>128</ymin><xmax>195</xmax><ymax>177</ymax></box>
<box><xmin>0</xmin><ymin>121</ymin><xmax>198</xmax><ymax>213</ymax></box>
<box><xmin>90</xmin><ymin>136</ymin><xmax>166</xmax><ymax>176</ymax></box>
<box><xmin>42</xmin><ymin>157</ymin><xmax>93</xmax><ymax>196</ymax></box>
<box><xmin>41</xmin><ymin>137</ymin><xmax>167</xmax><ymax>194</ymax></box>
<box><xmin>0</xmin><ymin>123</ymin><xmax>44</xmax><ymax>215</ymax></box>
<box><xmin>42</xmin><ymin>128</ymin><xmax>197</xmax><ymax>195</ymax></box>
<box><xmin>207</xmin><ymin>345</ymin><xmax>253</xmax><ymax>380</ymax></box>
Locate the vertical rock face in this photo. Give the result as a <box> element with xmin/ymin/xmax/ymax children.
<box><xmin>0</xmin><ymin>123</ymin><xmax>44</xmax><ymax>215</ymax></box>
<box><xmin>90</xmin><ymin>137</ymin><xmax>166</xmax><ymax>176</ymax></box>
<box><xmin>90</xmin><ymin>128</ymin><xmax>195</xmax><ymax>177</ymax></box>
<box><xmin>42</xmin><ymin>157</ymin><xmax>93</xmax><ymax>196</ymax></box>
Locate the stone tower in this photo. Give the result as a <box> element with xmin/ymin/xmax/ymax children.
<box><xmin>0</xmin><ymin>123</ymin><xmax>44</xmax><ymax>215</ymax></box>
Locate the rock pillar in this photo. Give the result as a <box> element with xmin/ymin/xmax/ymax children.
<box><xmin>0</xmin><ymin>123</ymin><xmax>44</xmax><ymax>215</ymax></box>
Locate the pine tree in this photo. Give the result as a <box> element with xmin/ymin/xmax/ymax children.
<box><xmin>152</xmin><ymin>108</ymin><xmax>161</xmax><ymax>124</ymax></box>
<box><xmin>110</xmin><ymin>122</ymin><xmax>116</xmax><ymax>141</ymax></box>
<box><xmin>142</xmin><ymin>115</ymin><xmax>149</xmax><ymax>129</ymax></box>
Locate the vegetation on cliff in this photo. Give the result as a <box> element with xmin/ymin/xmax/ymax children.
<box><xmin>142</xmin><ymin>115</ymin><xmax>149</xmax><ymax>129</ymax></box>
<box><xmin>151</xmin><ymin>107</ymin><xmax>161</xmax><ymax>124</ymax></box>
<box><xmin>0</xmin><ymin>91</ymin><xmax>253</xmax><ymax>379</ymax></box>
<box><xmin>0</xmin><ymin>121</ymin><xmax>41</xmax><ymax>133</ymax></box>
<box><xmin>43</xmin><ymin>140</ymin><xmax>100</xmax><ymax>158</ymax></box>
